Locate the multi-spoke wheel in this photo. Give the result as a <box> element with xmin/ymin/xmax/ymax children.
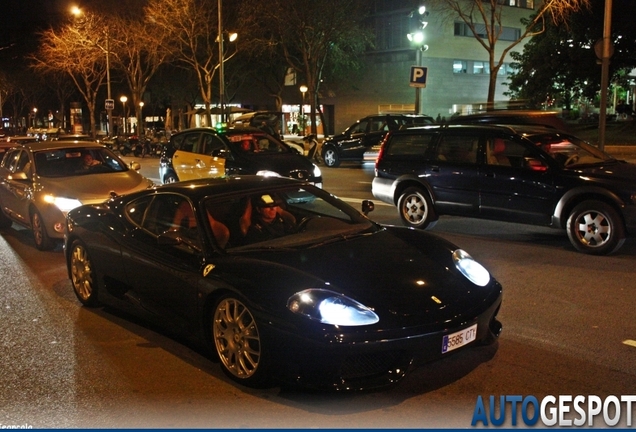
<box><xmin>322</xmin><ymin>147</ymin><xmax>341</xmax><ymax>167</ymax></box>
<box><xmin>566</xmin><ymin>200</ymin><xmax>625</xmax><ymax>255</ymax></box>
<box><xmin>163</xmin><ymin>173</ymin><xmax>179</xmax><ymax>184</ymax></box>
<box><xmin>397</xmin><ymin>187</ymin><xmax>437</xmax><ymax>230</ymax></box>
<box><xmin>211</xmin><ymin>295</ymin><xmax>271</xmax><ymax>387</ymax></box>
<box><xmin>69</xmin><ymin>240</ymin><xmax>100</xmax><ymax>306</ymax></box>
<box><xmin>31</xmin><ymin>209</ymin><xmax>55</xmax><ymax>251</ymax></box>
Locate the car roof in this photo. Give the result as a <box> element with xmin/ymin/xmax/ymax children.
<box><xmin>21</xmin><ymin>140</ymin><xmax>104</xmax><ymax>152</ymax></box>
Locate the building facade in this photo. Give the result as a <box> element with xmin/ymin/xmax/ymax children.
<box><xmin>320</xmin><ymin>0</ymin><xmax>537</xmax><ymax>134</ymax></box>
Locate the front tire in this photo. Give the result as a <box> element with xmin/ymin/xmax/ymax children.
<box><xmin>211</xmin><ymin>294</ymin><xmax>271</xmax><ymax>388</ymax></box>
<box><xmin>69</xmin><ymin>240</ymin><xmax>100</xmax><ymax>306</ymax></box>
<box><xmin>322</xmin><ymin>147</ymin><xmax>341</xmax><ymax>167</ymax></box>
<box><xmin>163</xmin><ymin>172</ymin><xmax>179</xmax><ymax>184</ymax></box>
<box><xmin>397</xmin><ymin>187</ymin><xmax>438</xmax><ymax>229</ymax></box>
<box><xmin>31</xmin><ymin>209</ymin><xmax>55</xmax><ymax>251</ymax></box>
<box><xmin>566</xmin><ymin>200</ymin><xmax>625</xmax><ymax>255</ymax></box>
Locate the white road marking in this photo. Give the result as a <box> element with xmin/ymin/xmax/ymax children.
<box><xmin>622</xmin><ymin>340</ymin><xmax>636</xmax><ymax>348</ymax></box>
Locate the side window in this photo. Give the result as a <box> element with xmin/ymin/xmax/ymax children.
<box><xmin>15</xmin><ymin>151</ymin><xmax>31</xmax><ymax>174</ymax></box>
<box><xmin>178</xmin><ymin>133</ymin><xmax>200</xmax><ymax>153</ymax></box>
<box><xmin>201</xmin><ymin>134</ymin><xmax>228</xmax><ymax>156</ymax></box>
<box><xmin>486</xmin><ymin>137</ymin><xmax>531</xmax><ymax>168</ymax></box>
<box><xmin>436</xmin><ymin>133</ymin><xmax>479</xmax><ymax>164</ymax></box>
<box><xmin>350</xmin><ymin>120</ymin><xmax>368</xmax><ymax>135</ymax></box>
<box><xmin>142</xmin><ymin>194</ymin><xmax>201</xmax><ymax>251</ymax></box>
<box><xmin>3</xmin><ymin>149</ymin><xmax>21</xmax><ymax>172</ymax></box>
<box><xmin>125</xmin><ymin>195</ymin><xmax>153</xmax><ymax>226</ymax></box>
<box><xmin>386</xmin><ymin>133</ymin><xmax>436</xmax><ymax>158</ymax></box>
<box><xmin>369</xmin><ymin>118</ymin><xmax>385</xmax><ymax>132</ymax></box>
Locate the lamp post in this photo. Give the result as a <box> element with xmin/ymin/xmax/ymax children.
<box><xmin>71</xmin><ymin>6</ymin><xmax>113</xmax><ymax>138</ymax></box>
<box><xmin>120</xmin><ymin>96</ymin><xmax>128</xmax><ymax>134</ymax></box>
<box><xmin>299</xmin><ymin>85</ymin><xmax>308</xmax><ymax>135</ymax></box>
<box><xmin>407</xmin><ymin>5</ymin><xmax>429</xmax><ymax>115</ymax></box>
<box><xmin>32</xmin><ymin>107</ymin><xmax>38</xmax><ymax>128</ymax></box>
<box><xmin>139</xmin><ymin>101</ymin><xmax>144</xmax><ymax>137</ymax></box>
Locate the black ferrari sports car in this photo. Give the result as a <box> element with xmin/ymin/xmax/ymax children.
<box><xmin>65</xmin><ymin>176</ymin><xmax>503</xmax><ymax>390</ymax></box>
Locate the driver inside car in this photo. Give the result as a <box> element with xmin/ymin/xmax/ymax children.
<box><xmin>240</xmin><ymin>194</ymin><xmax>297</xmax><ymax>243</ymax></box>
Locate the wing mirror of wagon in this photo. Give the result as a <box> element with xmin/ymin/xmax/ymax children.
<box><xmin>362</xmin><ymin>199</ymin><xmax>375</xmax><ymax>216</ymax></box>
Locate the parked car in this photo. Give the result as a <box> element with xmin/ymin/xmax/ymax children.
<box><xmin>64</xmin><ymin>176</ymin><xmax>503</xmax><ymax>390</ymax></box>
<box><xmin>159</xmin><ymin>126</ymin><xmax>322</xmax><ymax>188</ymax></box>
<box><xmin>321</xmin><ymin>114</ymin><xmax>435</xmax><ymax>167</ymax></box>
<box><xmin>0</xmin><ymin>141</ymin><xmax>154</xmax><ymax>250</ymax></box>
<box><xmin>372</xmin><ymin>124</ymin><xmax>636</xmax><ymax>255</ymax></box>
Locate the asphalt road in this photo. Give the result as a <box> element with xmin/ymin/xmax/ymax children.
<box><xmin>0</xmin><ymin>157</ymin><xmax>634</xmax><ymax>428</ymax></box>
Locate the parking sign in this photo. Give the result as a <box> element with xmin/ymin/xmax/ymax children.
<box><xmin>410</xmin><ymin>66</ymin><xmax>428</xmax><ymax>88</ymax></box>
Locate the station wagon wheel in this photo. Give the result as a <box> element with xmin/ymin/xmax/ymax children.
<box><xmin>322</xmin><ymin>147</ymin><xmax>341</xmax><ymax>167</ymax></box>
<box><xmin>211</xmin><ymin>295</ymin><xmax>271</xmax><ymax>388</ymax></box>
<box><xmin>69</xmin><ymin>240</ymin><xmax>100</xmax><ymax>306</ymax></box>
<box><xmin>31</xmin><ymin>209</ymin><xmax>55</xmax><ymax>251</ymax></box>
<box><xmin>566</xmin><ymin>200</ymin><xmax>625</xmax><ymax>255</ymax></box>
<box><xmin>397</xmin><ymin>187</ymin><xmax>437</xmax><ymax>230</ymax></box>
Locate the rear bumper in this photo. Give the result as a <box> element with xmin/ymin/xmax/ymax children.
<box><xmin>372</xmin><ymin>176</ymin><xmax>396</xmax><ymax>205</ymax></box>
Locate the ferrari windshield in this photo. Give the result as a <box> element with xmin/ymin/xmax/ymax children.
<box><xmin>34</xmin><ymin>147</ymin><xmax>129</xmax><ymax>177</ymax></box>
<box><xmin>525</xmin><ymin>132</ymin><xmax>614</xmax><ymax>167</ymax></box>
<box><xmin>203</xmin><ymin>185</ymin><xmax>377</xmax><ymax>250</ymax></box>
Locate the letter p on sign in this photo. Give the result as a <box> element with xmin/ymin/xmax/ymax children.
<box><xmin>410</xmin><ymin>66</ymin><xmax>428</xmax><ymax>88</ymax></box>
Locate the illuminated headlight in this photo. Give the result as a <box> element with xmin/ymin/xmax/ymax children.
<box><xmin>256</xmin><ymin>170</ymin><xmax>281</xmax><ymax>177</ymax></box>
<box><xmin>452</xmin><ymin>249</ymin><xmax>490</xmax><ymax>287</ymax></box>
<box><xmin>287</xmin><ymin>289</ymin><xmax>379</xmax><ymax>326</ymax></box>
<box><xmin>313</xmin><ymin>164</ymin><xmax>322</xmax><ymax>177</ymax></box>
<box><xmin>43</xmin><ymin>195</ymin><xmax>83</xmax><ymax>213</ymax></box>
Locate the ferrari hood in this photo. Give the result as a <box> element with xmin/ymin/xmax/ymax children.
<box><xmin>225</xmin><ymin>228</ymin><xmax>500</xmax><ymax>326</ymax></box>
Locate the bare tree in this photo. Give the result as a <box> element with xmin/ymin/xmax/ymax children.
<box><xmin>145</xmin><ymin>0</ymin><xmax>242</xmax><ymax>126</ymax></box>
<box><xmin>429</xmin><ymin>0</ymin><xmax>590</xmax><ymax>108</ymax></box>
<box><xmin>108</xmin><ymin>13</ymin><xmax>171</xmax><ymax>136</ymax></box>
<box><xmin>241</xmin><ymin>0</ymin><xmax>373</xmax><ymax>135</ymax></box>
<box><xmin>31</xmin><ymin>13</ymin><xmax>108</xmax><ymax>137</ymax></box>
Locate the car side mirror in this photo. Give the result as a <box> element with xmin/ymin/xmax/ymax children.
<box><xmin>362</xmin><ymin>199</ymin><xmax>375</xmax><ymax>215</ymax></box>
<box><xmin>129</xmin><ymin>161</ymin><xmax>141</xmax><ymax>171</ymax></box>
<box><xmin>10</xmin><ymin>171</ymin><xmax>28</xmax><ymax>181</ymax></box>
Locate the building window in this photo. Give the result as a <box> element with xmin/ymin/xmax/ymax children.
<box><xmin>454</xmin><ymin>22</ymin><xmax>521</xmax><ymax>41</ymax></box>
<box><xmin>498</xmin><ymin>0</ymin><xmax>534</xmax><ymax>8</ymax></box>
<box><xmin>473</xmin><ymin>61</ymin><xmax>489</xmax><ymax>74</ymax></box>
<box><xmin>453</xmin><ymin>60</ymin><xmax>467</xmax><ymax>74</ymax></box>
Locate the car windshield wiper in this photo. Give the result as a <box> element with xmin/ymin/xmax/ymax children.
<box><xmin>306</xmin><ymin>230</ymin><xmax>376</xmax><ymax>249</ymax></box>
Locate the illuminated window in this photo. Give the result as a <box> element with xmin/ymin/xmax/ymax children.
<box><xmin>453</xmin><ymin>60</ymin><xmax>467</xmax><ymax>74</ymax></box>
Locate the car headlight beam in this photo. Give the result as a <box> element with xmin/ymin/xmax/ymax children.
<box><xmin>452</xmin><ymin>249</ymin><xmax>490</xmax><ymax>287</ymax></box>
<box><xmin>43</xmin><ymin>195</ymin><xmax>83</xmax><ymax>213</ymax></box>
<box><xmin>287</xmin><ymin>289</ymin><xmax>379</xmax><ymax>326</ymax></box>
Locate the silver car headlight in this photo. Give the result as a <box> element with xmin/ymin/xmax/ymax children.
<box><xmin>453</xmin><ymin>249</ymin><xmax>490</xmax><ymax>287</ymax></box>
<box><xmin>43</xmin><ymin>195</ymin><xmax>83</xmax><ymax>213</ymax></box>
<box><xmin>287</xmin><ymin>289</ymin><xmax>379</xmax><ymax>326</ymax></box>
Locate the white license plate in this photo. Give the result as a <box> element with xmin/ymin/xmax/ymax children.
<box><xmin>442</xmin><ymin>323</ymin><xmax>478</xmax><ymax>354</ymax></box>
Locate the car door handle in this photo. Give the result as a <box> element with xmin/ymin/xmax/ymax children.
<box><xmin>431</xmin><ymin>165</ymin><xmax>440</xmax><ymax>172</ymax></box>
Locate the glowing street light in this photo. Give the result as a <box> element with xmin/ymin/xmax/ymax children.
<box><xmin>139</xmin><ymin>101</ymin><xmax>144</xmax><ymax>137</ymax></box>
<box><xmin>120</xmin><ymin>96</ymin><xmax>128</xmax><ymax>134</ymax></box>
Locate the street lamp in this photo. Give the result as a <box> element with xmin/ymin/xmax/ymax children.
<box><xmin>32</xmin><ymin>107</ymin><xmax>38</xmax><ymax>128</ymax></box>
<box><xmin>139</xmin><ymin>101</ymin><xmax>144</xmax><ymax>137</ymax></box>
<box><xmin>407</xmin><ymin>5</ymin><xmax>429</xmax><ymax>115</ymax></box>
<box><xmin>299</xmin><ymin>85</ymin><xmax>308</xmax><ymax>135</ymax></box>
<box><xmin>217</xmin><ymin>0</ymin><xmax>239</xmax><ymax>125</ymax></box>
<box><xmin>71</xmin><ymin>6</ymin><xmax>113</xmax><ymax>138</ymax></box>
<box><xmin>120</xmin><ymin>96</ymin><xmax>128</xmax><ymax>134</ymax></box>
